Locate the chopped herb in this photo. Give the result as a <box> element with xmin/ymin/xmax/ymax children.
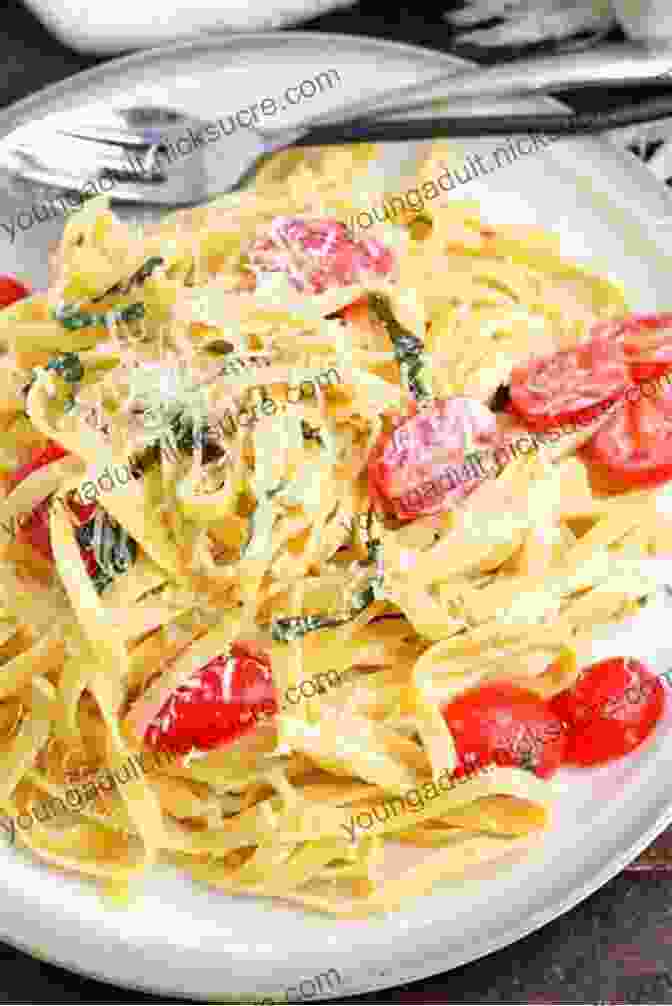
<box><xmin>168</xmin><ymin>410</ymin><xmax>204</xmax><ymax>456</ymax></box>
<box><xmin>22</xmin><ymin>351</ymin><xmax>84</xmax><ymax>399</ymax></box>
<box><xmin>489</xmin><ymin>384</ymin><xmax>511</xmax><ymax>412</ymax></box>
<box><xmin>348</xmin><ymin>581</ymin><xmax>378</xmax><ymax>616</ymax></box>
<box><xmin>90</xmin><ymin>566</ymin><xmax>114</xmax><ymax>594</ymax></box>
<box><xmin>301</xmin><ymin>420</ymin><xmax>324</xmax><ymax>446</ymax></box>
<box><xmin>463</xmin><ymin>451</ymin><xmax>484</xmax><ymax>480</ymax></box>
<box><xmin>265</xmin><ymin>481</ymin><xmax>288</xmax><ymax>501</ymax></box>
<box><xmin>165</xmin><ymin>411</ymin><xmax>226</xmax><ymax>464</ymax></box>
<box><xmin>52</xmin><ymin>255</ymin><xmax>161</xmax><ymax>330</ymax></box>
<box><xmin>46</xmin><ymin>351</ymin><xmax>84</xmax><ymax>383</ymax></box>
<box><xmin>56</xmin><ymin>302</ymin><xmax>145</xmax><ymax>332</ymax></box>
<box><xmin>271</xmin><ymin>524</ymin><xmax>385</xmax><ymax>642</ymax></box>
<box><xmin>219</xmin><ymin>357</ymin><xmax>246</xmax><ymax>378</ymax></box>
<box><xmin>130</xmin><ymin>364</ymin><xmax>208</xmax><ymax>455</ymax></box>
<box><xmin>638</xmin><ymin>595</ymin><xmax>650</xmax><ymax>607</ymax></box>
<box><xmin>91</xmin><ymin>256</ymin><xmax>164</xmax><ymax>303</ymax></box>
<box><xmin>350</xmin><ymin>535</ymin><xmax>385</xmax><ymax>613</ymax></box>
<box><xmin>367</xmin><ymin>292</ymin><xmax>432</xmax><ymax>403</ymax></box>
<box><xmin>271</xmin><ymin>613</ymin><xmax>343</xmax><ymax>643</ymax></box>
<box><xmin>55</xmin><ymin>257</ymin><xmax>165</xmax><ymax>323</ymax></box>
<box><xmin>76</xmin><ymin>511</ymin><xmax>137</xmax><ymax>595</ymax></box>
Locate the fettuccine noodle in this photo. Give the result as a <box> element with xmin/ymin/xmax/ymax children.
<box><xmin>0</xmin><ymin>142</ymin><xmax>667</xmax><ymax>917</ymax></box>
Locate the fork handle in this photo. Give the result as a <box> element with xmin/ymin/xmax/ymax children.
<box><xmin>264</xmin><ymin>41</ymin><xmax>672</xmax><ymax>136</ymax></box>
<box><xmin>290</xmin><ymin>93</ymin><xmax>672</xmax><ymax>145</ymax></box>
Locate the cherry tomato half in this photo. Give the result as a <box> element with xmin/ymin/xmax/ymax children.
<box><xmin>592</xmin><ymin>313</ymin><xmax>672</xmax><ymax>384</ymax></box>
<box><xmin>583</xmin><ymin>392</ymin><xmax>672</xmax><ymax>488</ymax></box>
<box><xmin>368</xmin><ymin>397</ymin><xmax>503</xmax><ymax>522</ymax></box>
<box><xmin>441</xmin><ymin>681</ymin><xmax>567</xmax><ymax>779</ymax></box>
<box><xmin>144</xmin><ymin>641</ymin><xmax>277</xmax><ymax>755</ymax></box>
<box><xmin>7</xmin><ymin>440</ymin><xmax>97</xmax><ymax>569</ymax></box>
<box><xmin>247</xmin><ymin>217</ymin><xmax>394</xmax><ymax>294</ymax></box>
<box><xmin>509</xmin><ymin>333</ymin><xmax>628</xmax><ymax>431</ymax></box>
<box><xmin>550</xmin><ymin>657</ymin><xmax>665</xmax><ymax>766</ymax></box>
<box><xmin>0</xmin><ymin>275</ymin><xmax>31</xmax><ymax>311</ymax></box>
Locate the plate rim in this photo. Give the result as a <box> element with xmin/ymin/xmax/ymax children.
<box><xmin>3</xmin><ymin>784</ymin><xmax>672</xmax><ymax>1004</ymax></box>
<box><xmin>0</xmin><ymin>28</ymin><xmax>476</xmax><ymax>134</ymax></box>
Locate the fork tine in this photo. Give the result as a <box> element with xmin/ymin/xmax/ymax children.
<box><xmin>0</xmin><ymin>105</ymin><xmax>284</xmax><ymax>208</ymax></box>
<box><xmin>1</xmin><ymin>120</ymin><xmax>211</xmax><ymax>206</ymax></box>
<box><xmin>3</xmin><ymin>146</ymin><xmax>203</xmax><ymax>207</ymax></box>
<box><xmin>12</xmin><ymin>131</ymin><xmax>147</xmax><ymax>177</ymax></box>
<box><xmin>58</xmin><ymin>127</ymin><xmax>163</xmax><ymax>149</ymax></box>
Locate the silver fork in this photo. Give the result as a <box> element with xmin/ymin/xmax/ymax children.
<box><xmin>4</xmin><ymin>41</ymin><xmax>672</xmax><ymax>207</ymax></box>
<box><xmin>1</xmin><ymin>107</ymin><xmax>211</xmax><ymax>207</ymax></box>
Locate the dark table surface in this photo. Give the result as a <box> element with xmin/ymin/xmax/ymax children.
<box><xmin>2</xmin><ymin>2</ymin><xmax>672</xmax><ymax>1002</ymax></box>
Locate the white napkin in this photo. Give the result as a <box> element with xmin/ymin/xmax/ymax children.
<box><xmin>22</xmin><ymin>0</ymin><xmax>357</xmax><ymax>53</ymax></box>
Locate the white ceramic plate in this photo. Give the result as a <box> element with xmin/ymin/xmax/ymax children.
<box><xmin>20</xmin><ymin>0</ymin><xmax>358</xmax><ymax>53</ymax></box>
<box><xmin>2</xmin><ymin>32</ymin><xmax>672</xmax><ymax>1004</ymax></box>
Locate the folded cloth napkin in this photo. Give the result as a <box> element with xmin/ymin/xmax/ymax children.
<box><xmin>21</xmin><ymin>0</ymin><xmax>357</xmax><ymax>53</ymax></box>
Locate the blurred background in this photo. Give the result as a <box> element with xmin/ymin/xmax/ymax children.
<box><xmin>9</xmin><ymin>0</ymin><xmax>672</xmax><ymax>186</ymax></box>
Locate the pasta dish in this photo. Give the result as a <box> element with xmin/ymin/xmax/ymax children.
<box><xmin>0</xmin><ymin>141</ymin><xmax>670</xmax><ymax>917</ymax></box>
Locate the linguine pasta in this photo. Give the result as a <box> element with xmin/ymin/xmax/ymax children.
<box><xmin>0</xmin><ymin>142</ymin><xmax>669</xmax><ymax>918</ymax></box>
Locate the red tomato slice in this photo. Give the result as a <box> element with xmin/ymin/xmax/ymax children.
<box><xmin>0</xmin><ymin>275</ymin><xmax>31</xmax><ymax>310</ymax></box>
<box><xmin>247</xmin><ymin>217</ymin><xmax>394</xmax><ymax>294</ymax></box>
<box><xmin>7</xmin><ymin>441</ymin><xmax>70</xmax><ymax>561</ymax></box>
<box><xmin>7</xmin><ymin>440</ymin><xmax>97</xmax><ymax>569</ymax></box>
<box><xmin>6</xmin><ymin>439</ymin><xmax>69</xmax><ymax>495</ymax></box>
<box><xmin>550</xmin><ymin>657</ymin><xmax>665</xmax><ymax>766</ymax></box>
<box><xmin>144</xmin><ymin>641</ymin><xmax>277</xmax><ymax>755</ymax></box>
<box><xmin>368</xmin><ymin>397</ymin><xmax>503</xmax><ymax>522</ymax></box>
<box><xmin>591</xmin><ymin>313</ymin><xmax>672</xmax><ymax>384</ymax></box>
<box><xmin>509</xmin><ymin>333</ymin><xmax>628</xmax><ymax>431</ymax></box>
<box><xmin>583</xmin><ymin>392</ymin><xmax>672</xmax><ymax>488</ymax></box>
<box><xmin>441</xmin><ymin>681</ymin><xmax>567</xmax><ymax>779</ymax></box>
